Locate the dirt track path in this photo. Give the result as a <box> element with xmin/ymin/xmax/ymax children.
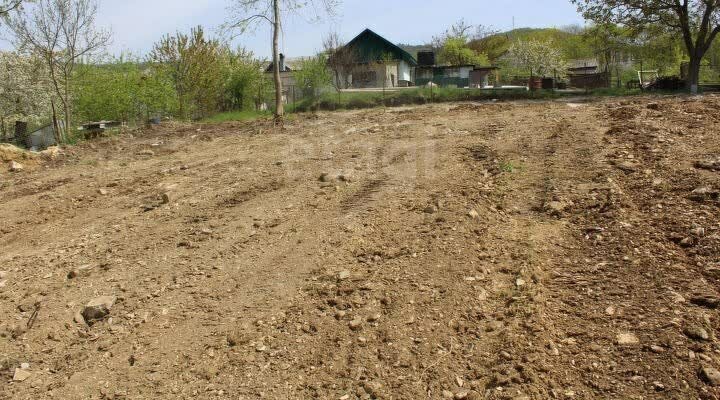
<box><xmin>2</xmin><ymin>97</ymin><xmax>720</xmax><ymax>399</ymax></box>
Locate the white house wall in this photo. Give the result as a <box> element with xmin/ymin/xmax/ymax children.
<box><xmin>398</xmin><ymin>61</ymin><xmax>411</xmax><ymax>82</ymax></box>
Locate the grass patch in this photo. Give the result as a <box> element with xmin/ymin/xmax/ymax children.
<box><xmin>203</xmin><ymin>110</ymin><xmax>270</xmax><ymax>123</ymax></box>
<box><xmin>500</xmin><ymin>161</ymin><xmax>522</xmax><ymax>173</ymax></box>
<box><xmin>588</xmin><ymin>87</ymin><xmax>644</xmax><ymax>97</ymax></box>
<box><xmin>289</xmin><ymin>88</ymin><xmax>568</xmax><ymax>113</ymax></box>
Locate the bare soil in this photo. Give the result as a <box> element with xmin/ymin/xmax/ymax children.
<box><xmin>1</xmin><ymin>95</ymin><xmax>720</xmax><ymax>399</ymax></box>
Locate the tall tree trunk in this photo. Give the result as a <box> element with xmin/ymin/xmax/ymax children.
<box><xmin>62</xmin><ymin>75</ymin><xmax>72</xmax><ymax>142</ymax></box>
<box><xmin>687</xmin><ymin>54</ymin><xmax>702</xmax><ymax>94</ymax></box>
<box><xmin>272</xmin><ymin>0</ymin><xmax>284</xmax><ymax>119</ymax></box>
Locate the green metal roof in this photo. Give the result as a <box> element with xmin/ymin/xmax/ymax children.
<box><xmin>344</xmin><ymin>29</ymin><xmax>418</xmax><ymax>66</ymax></box>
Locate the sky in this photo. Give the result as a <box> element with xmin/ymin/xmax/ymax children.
<box><xmin>3</xmin><ymin>0</ymin><xmax>588</xmax><ymax>57</ymax></box>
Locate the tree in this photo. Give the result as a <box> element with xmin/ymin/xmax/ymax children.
<box><xmin>7</xmin><ymin>0</ymin><xmax>110</xmax><ymax>141</ymax></box>
<box><xmin>324</xmin><ymin>31</ymin><xmax>355</xmax><ymax>90</ymax></box>
<box><xmin>440</xmin><ymin>37</ymin><xmax>490</xmax><ymax>66</ymax></box>
<box><xmin>506</xmin><ymin>39</ymin><xmax>569</xmax><ymax>78</ymax></box>
<box><xmin>433</xmin><ymin>20</ymin><xmax>491</xmax><ymax>66</ymax></box>
<box><xmin>572</xmin><ymin>0</ymin><xmax>720</xmax><ymax>93</ymax></box>
<box><xmin>0</xmin><ymin>0</ymin><xmax>23</xmax><ymax>16</ymax></box>
<box><xmin>432</xmin><ymin>18</ymin><xmax>474</xmax><ymax>49</ymax></box>
<box><xmin>294</xmin><ymin>53</ymin><xmax>331</xmax><ymax>100</ymax></box>
<box><xmin>150</xmin><ymin>26</ymin><xmax>225</xmax><ymax>119</ymax></box>
<box><xmin>222</xmin><ymin>47</ymin><xmax>267</xmax><ymax>111</ymax></box>
<box><xmin>0</xmin><ymin>51</ymin><xmax>53</xmax><ymax>138</ymax></box>
<box><xmin>73</xmin><ymin>55</ymin><xmax>178</xmax><ymax>124</ymax></box>
<box><xmin>225</xmin><ymin>0</ymin><xmax>340</xmax><ymax>121</ymax></box>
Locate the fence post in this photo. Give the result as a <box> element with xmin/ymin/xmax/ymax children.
<box><xmin>640</xmin><ymin>59</ymin><xmax>644</xmax><ymax>91</ymax></box>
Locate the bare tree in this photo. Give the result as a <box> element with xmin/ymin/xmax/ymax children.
<box><xmin>473</xmin><ymin>24</ymin><xmax>499</xmax><ymax>41</ymax></box>
<box><xmin>432</xmin><ymin>18</ymin><xmax>475</xmax><ymax>49</ymax></box>
<box><xmin>323</xmin><ymin>31</ymin><xmax>355</xmax><ymax>90</ymax></box>
<box><xmin>225</xmin><ymin>0</ymin><xmax>340</xmax><ymax>120</ymax></box>
<box><xmin>7</xmin><ymin>0</ymin><xmax>110</xmax><ymax>140</ymax></box>
<box><xmin>0</xmin><ymin>0</ymin><xmax>24</xmax><ymax>15</ymax></box>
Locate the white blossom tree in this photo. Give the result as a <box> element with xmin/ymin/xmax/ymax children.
<box><xmin>6</xmin><ymin>0</ymin><xmax>110</xmax><ymax>141</ymax></box>
<box><xmin>0</xmin><ymin>51</ymin><xmax>53</xmax><ymax>139</ymax></box>
<box><xmin>0</xmin><ymin>0</ymin><xmax>24</xmax><ymax>16</ymax></box>
<box><xmin>506</xmin><ymin>40</ymin><xmax>569</xmax><ymax>78</ymax></box>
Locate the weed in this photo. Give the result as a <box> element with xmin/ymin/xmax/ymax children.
<box><xmin>500</xmin><ymin>161</ymin><xmax>520</xmax><ymax>173</ymax></box>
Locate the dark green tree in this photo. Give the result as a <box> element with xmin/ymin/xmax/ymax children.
<box><xmin>572</xmin><ymin>0</ymin><xmax>720</xmax><ymax>93</ymax></box>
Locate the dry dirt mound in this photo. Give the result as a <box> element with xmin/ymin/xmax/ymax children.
<box><xmin>1</xmin><ymin>96</ymin><xmax>720</xmax><ymax>399</ymax></box>
<box><xmin>0</xmin><ymin>144</ymin><xmax>37</xmax><ymax>163</ymax></box>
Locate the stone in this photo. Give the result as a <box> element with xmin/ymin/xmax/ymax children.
<box><xmin>650</xmin><ymin>345</ymin><xmax>666</xmax><ymax>354</ymax></box>
<box><xmin>616</xmin><ymin>161</ymin><xmax>637</xmax><ymax>173</ymax></box>
<box><xmin>73</xmin><ymin>311</ymin><xmax>86</xmax><ymax>325</ymax></box>
<box><xmin>545</xmin><ymin>201</ymin><xmax>567</xmax><ymax>216</ymax></box>
<box><xmin>442</xmin><ymin>390</ymin><xmax>455</xmax><ymax>399</ymax></box>
<box><xmin>337</xmin><ymin>270</ymin><xmax>351</xmax><ymax>280</ymax></box>
<box><xmin>690</xmin><ymin>187</ymin><xmax>719</xmax><ymax>201</ymax></box>
<box><xmin>694</xmin><ymin>158</ymin><xmax>720</xmax><ymax>171</ymax></box>
<box><xmin>227</xmin><ymin>332</ymin><xmax>248</xmax><ymax>347</ymax></box>
<box><xmin>467</xmin><ymin>209</ymin><xmax>479</xmax><ymax>219</ymax></box>
<box><xmin>81</xmin><ymin>295</ymin><xmax>116</xmax><ymax>324</ymax></box>
<box><xmin>8</xmin><ymin>161</ymin><xmax>23</xmax><ymax>172</ymax></box>
<box><xmin>690</xmin><ymin>227</ymin><xmax>706</xmax><ymax>237</ymax></box>
<box><xmin>319</xmin><ymin>172</ymin><xmax>336</xmax><ymax>183</ymax></box>
<box><xmin>454</xmin><ymin>391</ymin><xmax>469</xmax><ymax>399</ymax></box>
<box><xmin>67</xmin><ymin>264</ymin><xmax>94</xmax><ymax>279</ymax></box>
<box><xmin>616</xmin><ymin>333</ymin><xmax>640</xmax><ymax>346</ymax></box>
<box><xmin>367</xmin><ymin>313</ymin><xmax>382</xmax><ymax>322</ymax></box>
<box><xmin>13</xmin><ymin>368</ymin><xmax>31</xmax><ymax>382</ymax></box>
<box><xmin>700</xmin><ymin>366</ymin><xmax>720</xmax><ymax>386</ymax></box>
<box><xmin>684</xmin><ymin>325</ymin><xmax>710</xmax><ymax>341</ymax></box>
<box><xmin>98</xmin><ymin>188</ymin><xmax>109</xmax><ymax>195</ymax></box>
<box><xmin>40</xmin><ymin>146</ymin><xmax>62</xmax><ymax>160</ymax></box>
<box><xmin>137</xmin><ymin>149</ymin><xmax>155</xmax><ymax>156</ymax></box>
<box><xmin>424</xmin><ymin>205</ymin><xmax>438</xmax><ymax>214</ymax></box>
<box><xmin>161</xmin><ymin>192</ymin><xmax>170</xmax><ymax>204</ymax></box>
<box><xmin>348</xmin><ymin>317</ymin><xmax>363</xmax><ymax>331</ymax></box>
<box><xmin>690</xmin><ymin>295</ymin><xmax>720</xmax><ymax>309</ymax></box>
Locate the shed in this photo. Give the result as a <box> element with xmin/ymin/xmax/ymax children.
<box><xmin>416</xmin><ymin>65</ymin><xmax>477</xmax><ymax>88</ymax></box>
<box><xmin>24</xmin><ymin>124</ymin><xmax>56</xmax><ymax>151</ymax></box>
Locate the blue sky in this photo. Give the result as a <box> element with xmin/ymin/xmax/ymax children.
<box><xmin>7</xmin><ymin>0</ymin><xmax>588</xmax><ymax>58</ymax></box>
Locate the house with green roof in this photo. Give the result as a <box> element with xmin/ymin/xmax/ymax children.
<box><xmin>336</xmin><ymin>29</ymin><xmax>418</xmax><ymax>89</ymax></box>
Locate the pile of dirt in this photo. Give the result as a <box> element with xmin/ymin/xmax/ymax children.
<box><xmin>0</xmin><ymin>143</ymin><xmax>37</xmax><ymax>163</ymax></box>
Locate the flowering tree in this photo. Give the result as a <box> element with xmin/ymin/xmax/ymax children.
<box><xmin>7</xmin><ymin>0</ymin><xmax>111</xmax><ymax>141</ymax></box>
<box><xmin>0</xmin><ymin>52</ymin><xmax>53</xmax><ymax>139</ymax></box>
<box><xmin>506</xmin><ymin>40</ymin><xmax>569</xmax><ymax>78</ymax></box>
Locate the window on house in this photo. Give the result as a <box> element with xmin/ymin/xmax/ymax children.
<box><xmin>354</xmin><ymin>71</ymin><xmax>376</xmax><ymax>86</ymax></box>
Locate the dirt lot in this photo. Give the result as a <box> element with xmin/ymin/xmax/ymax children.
<box><xmin>1</xmin><ymin>95</ymin><xmax>720</xmax><ymax>399</ymax></box>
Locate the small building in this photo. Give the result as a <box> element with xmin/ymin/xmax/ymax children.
<box><xmin>416</xmin><ymin>65</ymin><xmax>475</xmax><ymax>87</ymax></box>
<box><xmin>16</xmin><ymin>123</ymin><xmax>57</xmax><ymax>151</ymax></box>
<box><xmin>264</xmin><ymin>54</ymin><xmax>299</xmax><ymax>103</ymax></box>
<box><xmin>339</xmin><ymin>29</ymin><xmax>418</xmax><ymax>88</ymax></box>
<box><xmin>470</xmin><ymin>67</ymin><xmax>500</xmax><ymax>88</ymax></box>
<box><xmin>567</xmin><ymin>59</ymin><xmax>609</xmax><ymax>89</ymax></box>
